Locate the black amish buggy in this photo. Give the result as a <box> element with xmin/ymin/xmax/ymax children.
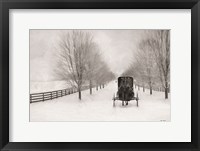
<box><xmin>113</xmin><ymin>77</ymin><xmax>139</xmax><ymax>107</ymax></box>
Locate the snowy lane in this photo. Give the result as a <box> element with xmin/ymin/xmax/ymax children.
<box><xmin>30</xmin><ymin>81</ymin><xmax>170</xmax><ymax>122</ymax></box>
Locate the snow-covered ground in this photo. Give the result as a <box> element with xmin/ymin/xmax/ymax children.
<box><xmin>30</xmin><ymin>81</ymin><xmax>170</xmax><ymax>122</ymax></box>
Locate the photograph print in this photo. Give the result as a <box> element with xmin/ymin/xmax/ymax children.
<box><xmin>30</xmin><ymin>29</ymin><xmax>170</xmax><ymax>122</ymax></box>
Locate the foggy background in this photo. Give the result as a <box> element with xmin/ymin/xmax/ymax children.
<box><xmin>30</xmin><ymin>30</ymin><xmax>145</xmax><ymax>82</ymax></box>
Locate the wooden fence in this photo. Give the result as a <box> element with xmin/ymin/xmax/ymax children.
<box><xmin>30</xmin><ymin>86</ymin><xmax>90</xmax><ymax>103</ymax></box>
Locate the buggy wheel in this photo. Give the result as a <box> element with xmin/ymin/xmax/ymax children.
<box><xmin>136</xmin><ymin>93</ymin><xmax>139</xmax><ymax>107</ymax></box>
<box><xmin>113</xmin><ymin>99</ymin><xmax>115</xmax><ymax>107</ymax></box>
<box><xmin>113</xmin><ymin>93</ymin><xmax>115</xmax><ymax>107</ymax></box>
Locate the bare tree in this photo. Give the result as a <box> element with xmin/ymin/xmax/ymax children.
<box><xmin>85</xmin><ymin>43</ymin><xmax>102</xmax><ymax>94</ymax></box>
<box><xmin>55</xmin><ymin>30</ymin><xmax>93</xmax><ymax>100</ymax></box>
<box><xmin>119</xmin><ymin>30</ymin><xmax>170</xmax><ymax>99</ymax></box>
<box><xmin>94</xmin><ymin>60</ymin><xmax>115</xmax><ymax>91</ymax></box>
<box><xmin>147</xmin><ymin>30</ymin><xmax>170</xmax><ymax>99</ymax></box>
<box><xmin>135</xmin><ymin>39</ymin><xmax>158</xmax><ymax>95</ymax></box>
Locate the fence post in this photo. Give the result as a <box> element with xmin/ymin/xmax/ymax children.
<box><xmin>30</xmin><ymin>95</ymin><xmax>32</xmax><ymax>103</ymax></box>
<box><xmin>51</xmin><ymin>92</ymin><xmax>52</xmax><ymax>100</ymax></box>
<box><xmin>43</xmin><ymin>93</ymin><xmax>44</xmax><ymax>101</ymax></box>
<box><xmin>56</xmin><ymin>91</ymin><xmax>58</xmax><ymax>98</ymax></box>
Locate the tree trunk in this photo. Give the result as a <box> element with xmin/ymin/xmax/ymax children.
<box><xmin>165</xmin><ymin>81</ymin><xmax>168</xmax><ymax>99</ymax></box>
<box><xmin>165</xmin><ymin>88</ymin><xmax>168</xmax><ymax>99</ymax></box>
<box><xmin>78</xmin><ymin>87</ymin><xmax>81</xmax><ymax>100</ymax></box>
<box><xmin>89</xmin><ymin>80</ymin><xmax>92</xmax><ymax>95</ymax></box>
<box><xmin>150</xmin><ymin>86</ymin><xmax>152</xmax><ymax>95</ymax></box>
<box><xmin>149</xmin><ymin>81</ymin><xmax>153</xmax><ymax>95</ymax></box>
<box><xmin>96</xmin><ymin>86</ymin><xmax>98</xmax><ymax>91</ymax></box>
<box><xmin>100</xmin><ymin>85</ymin><xmax>101</xmax><ymax>89</ymax></box>
<box><xmin>143</xmin><ymin>85</ymin><xmax>145</xmax><ymax>92</ymax></box>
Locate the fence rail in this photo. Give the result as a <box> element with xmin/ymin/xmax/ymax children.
<box><xmin>30</xmin><ymin>85</ymin><xmax>90</xmax><ymax>103</ymax></box>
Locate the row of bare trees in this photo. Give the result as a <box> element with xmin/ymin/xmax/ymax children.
<box><xmin>55</xmin><ymin>30</ymin><xmax>115</xmax><ymax>100</ymax></box>
<box><xmin>124</xmin><ymin>30</ymin><xmax>170</xmax><ymax>99</ymax></box>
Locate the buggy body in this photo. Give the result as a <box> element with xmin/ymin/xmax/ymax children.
<box><xmin>113</xmin><ymin>77</ymin><xmax>139</xmax><ymax>107</ymax></box>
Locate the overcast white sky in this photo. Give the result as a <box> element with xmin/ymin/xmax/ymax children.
<box><xmin>30</xmin><ymin>30</ymin><xmax>147</xmax><ymax>81</ymax></box>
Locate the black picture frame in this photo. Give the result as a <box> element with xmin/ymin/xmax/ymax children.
<box><xmin>0</xmin><ymin>0</ymin><xmax>199</xmax><ymax>151</ymax></box>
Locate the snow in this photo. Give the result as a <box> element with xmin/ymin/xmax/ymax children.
<box><xmin>30</xmin><ymin>81</ymin><xmax>70</xmax><ymax>93</ymax></box>
<box><xmin>30</xmin><ymin>81</ymin><xmax>170</xmax><ymax>122</ymax></box>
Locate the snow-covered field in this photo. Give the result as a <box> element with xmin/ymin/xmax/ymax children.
<box><xmin>30</xmin><ymin>81</ymin><xmax>70</xmax><ymax>93</ymax></box>
<box><xmin>30</xmin><ymin>81</ymin><xmax>170</xmax><ymax>122</ymax></box>
<box><xmin>30</xmin><ymin>80</ymin><xmax>91</xmax><ymax>93</ymax></box>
